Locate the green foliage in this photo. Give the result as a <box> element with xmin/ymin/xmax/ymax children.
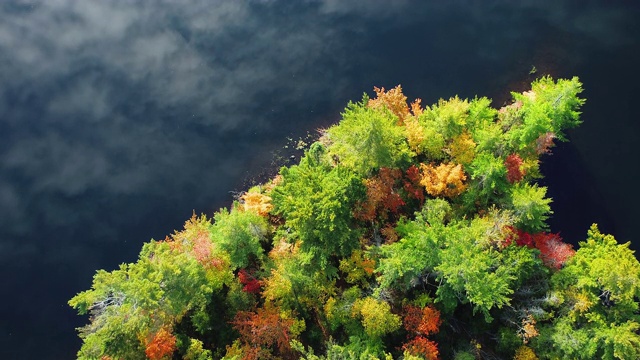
<box><xmin>272</xmin><ymin>145</ymin><xmax>365</xmax><ymax>267</ymax></box>
<box><xmin>533</xmin><ymin>225</ymin><xmax>640</xmax><ymax>359</ymax></box>
<box><xmin>435</xmin><ymin>220</ymin><xmax>515</xmax><ymax>320</ymax></box>
<box><xmin>68</xmin><ymin>240</ymin><xmax>227</xmax><ymax>359</ymax></box>
<box><xmin>508</xmin><ymin>76</ymin><xmax>584</xmax><ymax>150</ymax></box>
<box><xmin>327</xmin><ymin>96</ymin><xmax>412</xmax><ymax>174</ymax></box>
<box><xmin>352</xmin><ymin>297</ymin><xmax>401</xmax><ymax>338</ymax></box>
<box><xmin>462</xmin><ymin>152</ymin><xmax>508</xmax><ymax>210</ymax></box>
<box><xmin>420</xmin><ymin>96</ymin><xmax>470</xmax><ymax>140</ymax></box>
<box><xmin>184</xmin><ymin>338</ymin><xmax>213</xmax><ymax>360</ymax></box>
<box><xmin>212</xmin><ymin>207</ymin><xmax>267</xmax><ymax>269</ymax></box>
<box><xmin>70</xmin><ymin>78</ymin><xmax>640</xmax><ymax>360</ymax></box>
<box><xmin>375</xmin><ymin>212</ymin><xmax>443</xmax><ymax>291</ymax></box>
<box><xmin>509</xmin><ymin>183</ymin><xmax>552</xmax><ymax>233</ymax></box>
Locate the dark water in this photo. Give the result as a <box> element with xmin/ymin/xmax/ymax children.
<box><xmin>1</xmin><ymin>1</ymin><xmax>639</xmax><ymax>358</ymax></box>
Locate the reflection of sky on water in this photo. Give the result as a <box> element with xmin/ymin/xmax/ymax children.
<box><xmin>0</xmin><ymin>1</ymin><xmax>638</xmax><ymax>358</ymax></box>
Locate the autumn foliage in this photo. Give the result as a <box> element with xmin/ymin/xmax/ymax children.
<box><xmin>447</xmin><ymin>132</ymin><xmax>476</xmax><ymax>165</ymax></box>
<box><xmin>531</xmin><ymin>232</ymin><xmax>575</xmax><ymax>269</ymax></box>
<box><xmin>238</xmin><ymin>269</ymin><xmax>261</xmax><ymax>293</ymax></box>
<box><xmin>74</xmin><ymin>78</ymin><xmax>634</xmax><ymax>360</ymax></box>
<box><xmin>402</xmin><ymin>305</ymin><xmax>441</xmax><ymax>359</ymax></box>
<box><xmin>505</xmin><ymin>153</ymin><xmax>525</xmax><ymax>183</ymax></box>
<box><xmin>231</xmin><ymin>306</ymin><xmax>295</xmax><ymax>359</ymax></box>
<box><xmin>403</xmin><ymin>305</ymin><xmax>442</xmax><ymax>336</ymax></box>
<box><xmin>535</xmin><ymin>132</ymin><xmax>556</xmax><ymax>155</ymax></box>
<box><xmin>514</xmin><ymin>345</ymin><xmax>539</xmax><ymax>360</ymax></box>
<box><xmin>240</xmin><ymin>191</ymin><xmax>273</xmax><ymax>217</ymax></box>
<box><xmin>403</xmin><ymin>165</ymin><xmax>425</xmax><ymax>203</ymax></box>
<box><xmin>419</xmin><ymin>162</ymin><xmax>467</xmax><ymax>198</ymax></box>
<box><xmin>506</xmin><ymin>228</ymin><xmax>575</xmax><ymax>269</ymax></box>
<box><xmin>145</xmin><ymin>327</ymin><xmax>177</xmax><ymax>360</ymax></box>
<box><xmin>368</xmin><ymin>85</ymin><xmax>412</xmax><ymax>124</ymax></box>
<box><xmin>403</xmin><ymin>336</ymin><xmax>440</xmax><ymax>360</ymax></box>
<box><xmin>356</xmin><ymin>167</ymin><xmax>405</xmax><ymax>221</ymax></box>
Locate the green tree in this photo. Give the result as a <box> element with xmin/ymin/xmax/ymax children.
<box><xmin>508</xmin><ymin>76</ymin><xmax>584</xmax><ymax>151</ymax></box>
<box><xmin>533</xmin><ymin>225</ymin><xmax>640</xmax><ymax>359</ymax></box>
<box><xmin>326</xmin><ymin>95</ymin><xmax>412</xmax><ymax>175</ymax></box>
<box><xmin>271</xmin><ymin>144</ymin><xmax>365</xmax><ymax>268</ymax></box>
<box><xmin>211</xmin><ymin>206</ymin><xmax>267</xmax><ymax>269</ymax></box>
<box><xmin>509</xmin><ymin>183</ymin><xmax>552</xmax><ymax>233</ymax></box>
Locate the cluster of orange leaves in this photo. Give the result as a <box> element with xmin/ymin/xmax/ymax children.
<box><xmin>403</xmin><ymin>305</ymin><xmax>442</xmax><ymax>336</ymax></box>
<box><xmin>240</xmin><ymin>192</ymin><xmax>273</xmax><ymax>217</ymax></box>
<box><xmin>356</xmin><ymin>168</ymin><xmax>405</xmax><ymax>222</ymax></box>
<box><xmin>368</xmin><ymin>86</ymin><xmax>427</xmax><ymax>156</ymax></box>
<box><xmin>419</xmin><ymin>163</ymin><xmax>467</xmax><ymax>198</ymax></box>
<box><xmin>356</xmin><ymin>166</ymin><xmax>426</xmax><ymax>223</ymax></box>
<box><xmin>231</xmin><ymin>306</ymin><xmax>295</xmax><ymax>360</ymax></box>
<box><xmin>403</xmin><ymin>337</ymin><xmax>440</xmax><ymax>360</ymax></box>
<box><xmin>402</xmin><ymin>305</ymin><xmax>442</xmax><ymax>360</ymax></box>
<box><xmin>145</xmin><ymin>327</ymin><xmax>177</xmax><ymax>360</ymax></box>
<box><xmin>368</xmin><ymin>85</ymin><xmax>414</xmax><ymax>125</ymax></box>
<box><xmin>518</xmin><ymin>314</ymin><xmax>539</xmax><ymax>344</ymax></box>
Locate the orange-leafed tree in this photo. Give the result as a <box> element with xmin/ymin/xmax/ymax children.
<box><xmin>403</xmin><ymin>336</ymin><xmax>440</xmax><ymax>360</ymax></box>
<box><xmin>231</xmin><ymin>305</ymin><xmax>296</xmax><ymax>360</ymax></box>
<box><xmin>518</xmin><ymin>314</ymin><xmax>539</xmax><ymax>344</ymax></box>
<box><xmin>355</xmin><ymin>167</ymin><xmax>405</xmax><ymax>222</ymax></box>
<box><xmin>402</xmin><ymin>305</ymin><xmax>441</xmax><ymax>359</ymax></box>
<box><xmin>240</xmin><ymin>191</ymin><xmax>273</xmax><ymax>217</ymax></box>
<box><xmin>403</xmin><ymin>305</ymin><xmax>442</xmax><ymax>337</ymax></box>
<box><xmin>145</xmin><ymin>327</ymin><xmax>177</xmax><ymax>360</ymax></box>
<box><xmin>420</xmin><ymin>163</ymin><xmax>467</xmax><ymax>198</ymax></box>
<box><xmin>368</xmin><ymin>85</ymin><xmax>411</xmax><ymax>124</ymax></box>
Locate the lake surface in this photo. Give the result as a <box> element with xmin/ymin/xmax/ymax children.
<box><xmin>1</xmin><ymin>1</ymin><xmax>639</xmax><ymax>358</ymax></box>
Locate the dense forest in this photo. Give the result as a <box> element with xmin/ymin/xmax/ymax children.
<box><xmin>70</xmin><ymin>77</ymin><xmax>640</xmax><ymax>359</ymax></box>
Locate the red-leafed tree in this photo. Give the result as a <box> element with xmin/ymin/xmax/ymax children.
<box><xmin>231</xmin><ymin>305</ymin><xmax>295</xmax><ymax>360</ymax></box>
<box><xmin>506</xmin><ymin>228</ymin><xmax>575</xmax><ymax>269</ymax></box>
<box><xmin>505</xmin><ymin>154</ymin><xmax>525</xmax><ymax>183</ymax></box>
<box><xmin>532</xmin><ymin>232</ymin><xmax>575</xmax><ymax>270</ymax></box>
<box><xmin>505</xmin><ymin>227</ymin><xmax>535</xmax><ymax>248</ymax></box>
<box><xmin>145</xmin><ymin>327</ymin><xmax>177</xmax><ymax>360</ymax></box>
<box><xmin>238</xmin><ymin>269</ymin><xmax>261</xmax><ymax>294</ymax></box>
<box><xmin>404</xmin><ymin>164</ymin><xmax>425</xmax><ymax>203</ymax></box>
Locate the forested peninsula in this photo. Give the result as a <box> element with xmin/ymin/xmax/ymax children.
<box><xmin>70</xmin><ymin>77</ymin><xmax>640</xmax><ymax>359</ymax></box>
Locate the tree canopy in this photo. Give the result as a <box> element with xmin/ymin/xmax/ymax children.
<box><xmin>70</xmin><ymin>77</ymin><xmax>640</xmax><ymax>359</ymax></box>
